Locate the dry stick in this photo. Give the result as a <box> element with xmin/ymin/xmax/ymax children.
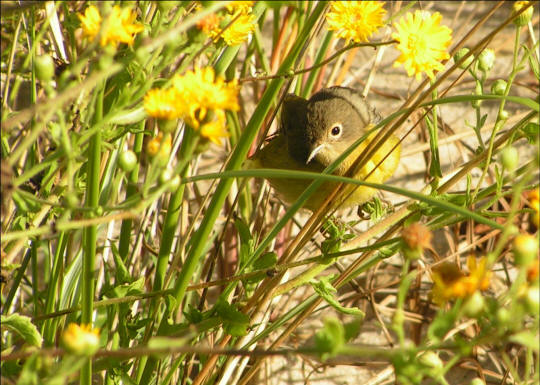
<box><xmin>270</xmin><ymin>7</ymin><xmax>293</xmax><ymax>73</ymax></box>
<box><xmin>334</xmin><ymin>46</ymin><xmax>359</xmax><ymax>86</ymax></box>
<box><xmin>314</xmin><ymin>36</ymin><xmax>335</xmax><ymax>91</ymax></box>
<box><xmin>0</xmin><ymin>344</ymin><xmax>296</xmax><ymax>362</ymax></box>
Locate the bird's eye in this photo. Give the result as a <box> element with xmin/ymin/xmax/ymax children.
<box><xmin>330</xmin><ymin>124</ymin><xmax>342</xmax><ymax>137</ymax></box>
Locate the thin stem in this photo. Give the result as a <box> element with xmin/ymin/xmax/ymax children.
<box><xmin>80</xmin><ymin>81</ymin><xmax>104</xmax><ymax>385</ymax></box>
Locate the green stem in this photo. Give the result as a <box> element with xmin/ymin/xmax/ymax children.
<box><xmin>42</xmin><ymin>232</ymin><xmax>68</xmax><ymax>345</ymax></box>
<box><xmin>118</xmin><ymin>125</ymin><xmax>144</xmax><ymax>260</ymax></box>
<box><xmin>428</xmin><ymin>82</ymin><xmax>442</xmax><ymax>179</ymax></box>
<box><xmin>153</xmin><ymin>127</ymin><xmax>197</xmax><ymax>292</ymax></box>
<box><xmin>81</xmin><ymin>82</ymin><xmax>104</xmax><ymax>385</ymax></box>
<box><xmin>472</xmin><ymin>27</ymin><xmax>522</xmax><ymax>202</ymax></box>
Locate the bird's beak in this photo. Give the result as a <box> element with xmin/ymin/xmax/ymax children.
<box><xmin>306</xmin><ymin>143</ymin><xmax>326</xmax><ymax>164</ymax></box>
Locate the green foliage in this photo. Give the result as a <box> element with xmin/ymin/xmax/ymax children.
<box><xmin>1</xmin><ymin>2</ymin><xmax>538</xmax><ymax>385</ymax></box>
<box><xmin>1</xmin><ymin>314</ymin><xmax>43</xmax><ymax>348</ymax></box>
<box><xmin>314</xmin><ymin>317</ymin><xmax>345</xmax><ymax>361</ymax></box>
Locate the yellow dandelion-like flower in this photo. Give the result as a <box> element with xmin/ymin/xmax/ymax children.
<box><xmin>392</xmin><ymin>10</ymin><xmax>453</xmax><ymax>81</ymax></box>
<box><xmin>431</xmin><ymin>256</ymin><xmax>492</xmax><ymax>305</ymax></box>
<box><xmin>212</xmin><ymin>13</ymin><xmax>256</xmax><ymax>46</ymax></box>
<box><xmin>78</xmin><ymin>5</ymin><xmax>144</xmax><ymax>47</ymax></box>
<box><xmin>78</xmin><ymin>5</ymin><xmax>102</xmax><ymax>41</ymax></box>
<box><xmin>144</xmin><ymin>88</ymin><xmax>179</xmax><ymax>120</ymax></box>
<box><xmin>225</xmin><ymin>1</ymin><xmax>255</xmax><ymax>15</ymax></box>
<box><xmin>201</xmin><ymin>119</ymin><xmax>229</xmax><ymax>145</ymax></box>
<box><xmin>170</xmin><ymin>67</ymin><xmax>239</xmax><ymax>145</ymax></box>
<box><xmin>326</xmin><ymin>1</ymin><xmax>386</xmax><ymax>43</ymax></box>
<box><xmin>61</xmin><ymin>323</ymin><xmax>100</xmax><ymax>356</ymax></box>
<box><xmin>101</xmin><ymin>6</ymin><xmax>144</xmax><ymax>47</ymax></box>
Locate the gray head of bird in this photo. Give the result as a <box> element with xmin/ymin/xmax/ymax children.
<box><xmin>304</xmin><ymin>87</ymin><xmax>379</xmax><ymax>169</ymax></box>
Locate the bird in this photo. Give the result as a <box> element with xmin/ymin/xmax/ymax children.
<box><xmin>248</xmin><ymin>86</ymin><xmax>401</xmax><ymax>211</ymax></box>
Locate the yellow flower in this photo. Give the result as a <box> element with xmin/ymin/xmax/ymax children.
<box><xmin>61</xmin><ymin>323</ymin><xmax>100</xmax><ymax>355</ymax></box>
<box><xmin>201</xmin><ymin>119</ymin><xmax>229</xmax><ymax>145</ymax></box>
<box><xmin>172</xmin><ymin>67</ymin><xmax>239</xmax><ymax>128</ymax></box>
<box><xmin>78</xmin><ymin>5</ymin><xmax>102</xmax><ymax>41</ymax></box>
<box><xmin>78</xmin><ymin>5</ymin><xmax>144</xmax><ymax>47</ymax></box>
<box><xmin>225</xmin><ymin>1</ymin><xmax>255</xmax><ymax>15</ymax></box>
<box><xmin>144</xmin><ymin>88</ymin><xmax>179</xmax><ymax>120</ymax></box>
<box><xmin>212</xmin><ymin>13</ymin><xmax>256</xmax><ymax>46</ymax></box>
<box><xmin>326</xmin><ymin>1</ymin><xmax>386</xmax><ymax>43</ymax></box>
<box><xmin>431</xmin><ymin>256</ymin><xmax>492</xmax><ymax>305</ymax></box>
<box><xmin>168</xmin><ymin>67</ymin><xmax>239</xmax><ymax>145</ymax></box>
<box><xmin>392</xmin><ymin>10</ymin><xmax>453</xmax><ymax>81</ymax></box>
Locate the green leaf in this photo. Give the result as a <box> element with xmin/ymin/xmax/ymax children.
<box><xmin>253</xmin><ymin>251</ymin><xmax>277</xmax><ymax>271</ymax></box>
<box><xmin>234</xmin><ymin>216</ymin><xmax>252</xmax><ymax>246</ymax></box>
<box><xmin>522</xmin><ymin>43</ymin><xmax>540</xmax><ymax>80</ymax></box>
<box><xmin>111</xmin><ymin>277</ymin><xmax>145</xmax><ymax>298</ymax></box>
<box><xmin>521</xmin><ymin>122</ymin><xmax>539</xmax><ymax>144</ymax></box>
<box><xmin>509</xmin><ymin>331</ymin><xmax>540</xmax><ymax>351</ymax></box>
<box><xmin>343</xmin><ymin>317</ymin><xmax>363</xmax><ymax>342</ymax></box>
<box><xmin>183</xmin><ymin>304</ymin><xmax>203</xmax><ymax>324</ymax></box>
<box><xmin>1</xmin><ymin>314</ymin><xmax>42</xmax><ymax>347</ymax></box>
<box><xmin>245</xmin><ymin>251</ymin><xmax>278</xmax><ymax>285</ymax></box>
<box><xmin>109</xmin><ymin>243</ymin><xmax>131</xmax><ymax>284</ymax></box>
<box><xmin>214</xmin><ymin>298</ymin><xmax>249</xmax><ymax>337</ymax></box>
<box><xmin>314</xmin><ymin>317</ymin><xmax>345</xmax><ymax>361</ymax></box>
<box><xmin>11</xmin><ymin>191</ymin><xmax>40</xmax><ymax>213</ymax></box>
<box><xmin>424</xmin><ymin>115</ymin><xmax>442</xmax><ymax>178</ymax></box>
<box><xmin>310</xmin><ymin>276</ymin><xmax>364</xmax><ymax>316</ymax></box>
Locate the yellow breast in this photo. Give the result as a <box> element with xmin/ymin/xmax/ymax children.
<box><xmin>248</xmin><ymin>133</ymin><xmax>400</xmax><ymax>211</ymax></box>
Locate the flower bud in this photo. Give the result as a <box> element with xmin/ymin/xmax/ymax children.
<box><xmin>524</xmin><ymin>284</ymin><xmax>540</xmax><ymax>314</ymax></box>
<box><xmin>159</xmin><ymin>168</ymin><xmax>181</xmax><ymax>192</ymax></box>
<box><xmin>500</xmin><ymin>146</ymin><xmax>518</xmax><ymax>172</ymax></box>
<box><xmin>478</xmin><ymin>49</ymin><xmax>495</xmax><ymax>73</ymax></box>
<box><xmin>513</xmin><ymin>233</ymin><xmax>538</xmax><ymax>266</ymax></box>
<box><xmin>469</xmin><ymin>378</ymin><xmax>486</xmax><ymax>385</ymax></box>
<box><xmin>512</xmin><ymin>1</ymin><xmax>533</xmax><ymax>27</ymax></box>
<box><xmin>496</xmin><ymin>307</ymin><xmax>511</xmax><ymax>325</ymax></box>
<box><xmin>159</xmin><ymin>168</ymin><xmax>174</xmax><ymax>185</ymax></box>
<box><xmin>34</xmin><ymin>55</ymin><xmax>55</xmax><ymax>82</ymax></box>
<box><xmin>417</xmin><ymin>351</ymin><xmax>443</xmax><ymax>370</ymax></box>
<box><xmin>61</xmin><ymin>323</ymin><xmax>100</xmax><ymax>356</ymax></box>
<box><xmin>401</xmin><ymin>223</ymin><xmax>432</xmax><ymax>260</ymax></box>
<box><xmin>453</xmin><ymin>48</ymin><xmax>474</xmax><ymax>69</ymax></box>
<box><xmin>462</xmin><ymin>291</ymin><xmax>485</xmax><ymax>318</ymax></box>
<box><xmin>491</xmin><ymin>79</ymin><xmax>507</xmax><ymax>95</ymax></box>
<box><xmin>118</xmin><ymin>150</ymin><xmax>138</xmax><ymax>172</ymax></box>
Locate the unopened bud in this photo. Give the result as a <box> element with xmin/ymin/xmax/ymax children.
<box><xmin>478</xmin><ymin>49</ymin><xmax>495</xmax><ymax>73</ymax></box>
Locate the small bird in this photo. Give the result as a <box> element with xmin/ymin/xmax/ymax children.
<box><xmin>248</xmin><ymin>86</ymin><xmax>401</xmax><ymax>211</ymax></box>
